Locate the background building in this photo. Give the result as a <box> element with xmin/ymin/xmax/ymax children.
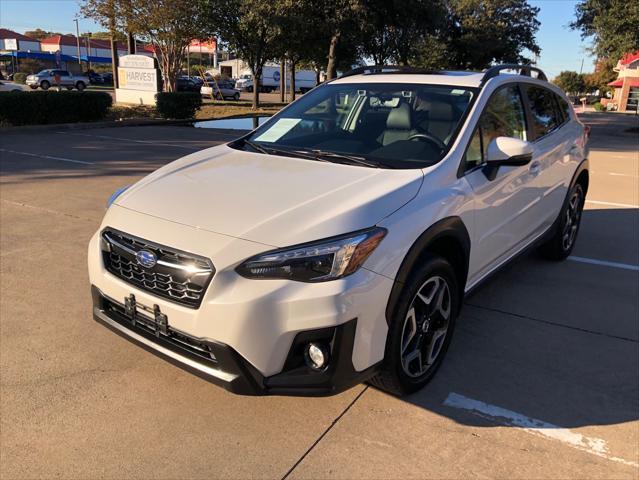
<box><xmin>608</xmin><ymin>52</ymin><xmax>639</xmax><ymax>112</ymax></box>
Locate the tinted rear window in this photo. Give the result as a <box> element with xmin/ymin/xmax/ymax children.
<box><xmin>526</xmin><ymin>86</ymin><xmax>561</xmax><ymax>138</ymax></box>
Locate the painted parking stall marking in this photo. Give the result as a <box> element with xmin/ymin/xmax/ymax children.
<box><xmin>568</xmin><ymin>256</ymin><xmax>639</xmax><ymax>272</ymax></box>
<box><xmin>444</xmin><ymin>392</ymin><xmax>639</xmax><ymax>468</ymax></box>
<box><xmin>586</xmin><ymin>200</ymin><xmax>639</xmax><ymax>208</ymax></box>
<box><xmin>0</xmin><ymin>148</ymin><xmax>94</xmax><ymax>165</ymax></box>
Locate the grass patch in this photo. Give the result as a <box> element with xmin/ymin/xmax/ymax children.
<box><xmin>196</xmin><ymin>101</ymin><xmax>282</xmax><ymax>119</ymax></box>
<box><xmin>105</xmin><ymin>101</ymin><xmax>282</xmax><ymax>122</ymax></box>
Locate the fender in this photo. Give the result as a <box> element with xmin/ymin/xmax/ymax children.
<box><xmin>385</xmin><ymin>216</ymin><xmax>471</xmax><ymax>324</ymax></box>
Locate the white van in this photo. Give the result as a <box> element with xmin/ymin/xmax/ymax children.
<box><xmin>235</xmin><ymin>66</ymin><xmax>316</xmax><ymax>93</ymax></box>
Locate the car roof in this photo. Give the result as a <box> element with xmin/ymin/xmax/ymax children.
<box><xmin>330</xmin><ymin>65</ymin><xmax>549</xmax><ymax>90</ymax></box>
<box><xmin>332</xmin><ymin>71</ymin><xmax>485</xmax><ymax>88</ymax></box>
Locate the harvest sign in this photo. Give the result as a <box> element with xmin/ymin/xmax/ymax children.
<box><xmin>115</xmin><ymin>54</ymin><xmax>160</xmax><ymax>105</ymax></box>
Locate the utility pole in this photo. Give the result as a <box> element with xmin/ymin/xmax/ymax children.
<box><xmin>74</xmin><ymin>18</ymin><xmax>82</xmax><ymax>67</ymax></box>
<box><xmin>579</xmin><ymin>58</ymin><xmax>584</xmax><ymax>74</ymax></box>
<box><xmin>85</xmin><ymin>34</ymin><xmax>92</xmax><ymax>71</ymax></box>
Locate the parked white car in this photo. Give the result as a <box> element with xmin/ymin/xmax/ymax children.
<box><xmin>0</xmin><ymin>80</ymin><xmax>30</xmax><ymax>92</ymax></box>
<box><xmin>26</xmin><ymin>69</ymin><xmax>89</xmax><ymax>91</ymax></box>
<box><xmin>89</xmin><ymin>65</ymin><xmax>589</xmax><ymax>396</ymax></box>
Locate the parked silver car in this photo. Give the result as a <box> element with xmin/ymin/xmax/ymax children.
<box><xmin>26</xmin><ymin>69</ymin><xmax>89</xmax><ymax>91</ymax></box>
<box><xmin>201</xmin><ymin>80</ymin><xmax>241</xmax><ymax>100</ymax></box>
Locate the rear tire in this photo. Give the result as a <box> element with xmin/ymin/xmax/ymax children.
<box><xmin>369</xmin><ymin>256</ymin><xmax>459</xmax><ymax>396</ymax></box>
<box><xmin>233</xmin><ymin>92</ymin><xmax>240</xmax><ymax>101</ymax></box>
<box><xmin>539</xmin><ymin>183</ymin><xmax>585</xmax><ymax>260</ymax></box>
<box><xmin>75</xmin><ymin>81</ymin><xmax>86</xmax><ymax>91</ymax></box>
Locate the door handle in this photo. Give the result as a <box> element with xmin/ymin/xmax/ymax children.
<box><xmin>529</xmin><ymin>161</ymin><xmax>541</xmax><ymax>176</ymax></box>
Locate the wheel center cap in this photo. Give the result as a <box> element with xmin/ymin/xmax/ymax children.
<box><xmin>422</xmin><ymin>318</ymin><xmax>430</xmax><ymax>333</ymax></box>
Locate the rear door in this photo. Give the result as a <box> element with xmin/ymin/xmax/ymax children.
<box><xmin>522</xmin><ymin>84</ymin><xmax>578</xmax><ymax>228</ymax></box>
<box><xmin>463</xmin><ymin>83</ymin><xmax>544</xmax><ymax>281</ymax></box>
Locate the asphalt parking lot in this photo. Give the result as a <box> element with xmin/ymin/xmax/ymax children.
<box><xmin>1</xmin><ymin>113</ymin><xmax>638</xmax><ymax>479</ymax></box>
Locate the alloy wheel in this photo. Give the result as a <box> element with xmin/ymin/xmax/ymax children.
<box><xmin>400</xmin><ymin>276</ymin><xmax>451</xmax><ymax>378</ymax></box>
<box><xmin>562</xmin><ymin>188</ymin><xmax>583</xmax><ymax>251</ymax></box>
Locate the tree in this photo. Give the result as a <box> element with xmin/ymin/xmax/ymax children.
<box><xmin>571</xmin><ymin>0</ymin><xmax>639</xmax><ymax>63</ymax></box>
<box><xmin>24</xmin><ymin>29</ymin><xmax>63</xmax><ymax>41</ymax></box>
<box><xmin>202</xmin><ymin>0</ymin><xmax>282</xmax><ymax>109</ymax></box>
<box><xmin>443</xmin><ymin>0</ymin><xmax>541</xmax><ymax>70</ymax></box>
<box><xmin>359</xmin><ymin>0</ymin><xmax>447</xmax><ymax>66</ymax></box>
<box><xmin>83</xmin><ymin>30</ymin><xmax>126</xmax><ymax>42</ymax></box>
<box><xmin>83</xmin><ymin>0</ymin><xmax>207</xmax><ymax>92</ymax></box>
<box><xmin>584</xmin><ymin>59</ymin><xmax>617</xmax><ymax>95</ymax></box>
<box><xmin>553</xmin><ymin>71</ymin><xmax>586</xmax><ymax>95</ymax></box>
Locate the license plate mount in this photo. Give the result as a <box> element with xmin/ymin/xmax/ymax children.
<box><xmin>124</xmin><ymin>293</ymin><xmax>168</xmax><ymax>337</ymax></box>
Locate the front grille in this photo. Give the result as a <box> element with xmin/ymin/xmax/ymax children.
<box><xmin>101</xmin><ymin>228</ymin><xmax>214</xmax><ymax>308</ymax></box>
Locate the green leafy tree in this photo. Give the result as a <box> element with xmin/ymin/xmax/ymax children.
<box><xmin>444</xmin><ymin>0</ymin><xmax>541</xmax><ymax>70</ymax></box>
<box><xmin>202</xmin><ymin>0</ymin><xmax>282</xmax><ymax>108</ymax></box>
<box><xmin>553</xmin><ymin>71</ymin><xmax>586</xmax><ymax>95</ymax></box>
<box><xmin>83</xmin><ymin>0</ymin><xmax>207</xmax><ymax>92</ymax></box>
<box><xmin>570</xmin><ymin>0</ymin><xmax>639</xmax><ymax>62</ymax></box>
<box><xmin>359</xmin><ymin>0</ymin><xmax>447</xmax><ymax>65</ymax></box>
<box><xmin>83</xmin><ymin>30</ymin><xmax>126</xmax><ymax>42</ymax></box>
<box><xmin>24</xmin><ymin>29</ymin><xmax>63</xmax><ymax>41</ymax></box>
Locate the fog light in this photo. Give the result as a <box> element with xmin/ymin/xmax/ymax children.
<box><xmin>304</xmin><ymin>342</ymin><xmax>329</xmax><ymax>370</ymax></box>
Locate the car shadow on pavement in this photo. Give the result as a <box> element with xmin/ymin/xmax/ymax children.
<box><xmin>394</xmin><ymin>207</ymin><xmax>639</xmax><ymax>431</ymax></box>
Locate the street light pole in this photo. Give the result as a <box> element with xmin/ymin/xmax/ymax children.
<box><xmin>74</xmin><ymin>18</ymin><xmax>82</xmax><ymax>67</ymax></box>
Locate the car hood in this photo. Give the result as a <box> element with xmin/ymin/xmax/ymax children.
<box><xmin>115</xmin><ymin>144</ymin><xmax>423</xmax><ymax>246</ymax></box>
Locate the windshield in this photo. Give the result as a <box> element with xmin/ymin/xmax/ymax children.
<box><xmin>240</xmin><ymin>74</ymin><xmax>251</xmax><ymax>80</ymax></box>
<box><xmin>237</xmin><ymin>82</ymin><xmax>476</xmax><ymax>169</ymax></box>
<box><xmin>37</xmin><ymin>70</ymin><xmax>52</xmax><ymax>75</ymax></box>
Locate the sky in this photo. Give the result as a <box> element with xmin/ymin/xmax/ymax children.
<box><xmin>0</xmin><ymin>0</ymin><xmax>594</xmax><ymax>79</ymax></box>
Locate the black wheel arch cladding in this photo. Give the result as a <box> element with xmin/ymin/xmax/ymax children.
<box><xmin>385</xmin><ymin>216</ymin><xmax>470</xmax><ymax>324</ymax></box>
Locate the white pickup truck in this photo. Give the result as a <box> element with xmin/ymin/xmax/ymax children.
<box><xmin>26</xmin><ymin>69</ymin><xmax>89</xmax><ymax>91</ymax></box>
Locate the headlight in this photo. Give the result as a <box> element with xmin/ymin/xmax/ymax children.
<box><xmin>236</xmin><ymin>227</ymin><xmax>387</xmax><ymax>282</ymax></box>
<box><xmin>106</xmin><ymin>185</ymin><xmax>130</xmax><ymax>208</ymax></box>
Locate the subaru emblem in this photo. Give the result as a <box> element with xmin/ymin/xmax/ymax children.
<box><xmin>136</xmin><ymin>250</ymin><xmax>157</xmax><ymax>268</ymax></box>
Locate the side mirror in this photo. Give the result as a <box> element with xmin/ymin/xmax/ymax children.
<box><xmin>483</xmin><ymin>137</ymin><xmax>533</xmax><ymax>180</ymax></box>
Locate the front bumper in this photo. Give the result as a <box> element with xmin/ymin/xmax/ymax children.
<box><xmin>92</xmin><ymin>286</ymin><xmax>376</xmax><ymax>396</ymax></box>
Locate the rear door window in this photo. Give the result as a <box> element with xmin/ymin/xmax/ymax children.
<box><xmin>526</xmin><ymin>86</ymin><xmax>561</xmax><ymax>138</ymax></box>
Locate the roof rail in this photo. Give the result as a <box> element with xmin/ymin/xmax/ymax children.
<box><xmin>338</xmin><ymin>65</ymin><xmax>442</xmax><ymax>79</ymax></box>
<box><xmin>480</xmin><ymin>64</ymin><xmax>547</xmax><ymax>85</ymax></box>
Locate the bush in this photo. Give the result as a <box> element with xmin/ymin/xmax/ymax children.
<box><xmin>0</xmin><ymin>91</ymin><xmax>113</xmax><ymax>126</ymax></box>
<box><xmin>13</xmin><ymin>73</ymin><xmax>27</xmax><ymax>84</ymax></box>
<box><xmin>593</xmin><ymin>102</ymin><xmax>605</xmax><ymax>112</ymax></box>
<box><xmin>156</xmin><ymin>92</ymin><xmax>201</xmax><ymax>119</ymax></box>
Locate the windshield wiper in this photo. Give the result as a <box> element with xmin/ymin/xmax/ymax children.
<box><xmin>310</xmin><ymin>150</ymin><xmax>381</xmax><ymax>168</ymax></box>
<box><xmin>242</xmin><ymin>140</ymin><xmax>331</xmax><ymax>162</ymax></box>
<box><xmin>242</xmin><ymin>139</ymin><xmax>269</xmax><ymax>154</ymax></box>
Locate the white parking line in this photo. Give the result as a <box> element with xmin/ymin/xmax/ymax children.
<box><xmin>591</xmin><ymin>171</ymin><xmax>639</xmax><ymax>178</ymax></box>
<box><xmin>586</xmin><ymin>200</ymin><xmax>639</xmax><ymax>208</ymax></box>
<box><xmin>0</xmin><ymin>148</ymin><xmax>94</xmax><ymax>165</ymax></box>
<box><xmin>444</xmin><ymin>393</ymin><xmax>638</xmax><ymax>468</ymax></box>
<box><xmin>568</xmin><ymin>256</ymin><xmax>639</xmax><ymax>271</ymax></box>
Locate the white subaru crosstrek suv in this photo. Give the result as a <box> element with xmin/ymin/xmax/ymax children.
<box><xmin>89</xmin><ymin>65</ymin><xmax>589</xmax><ymax>396</ymax></box>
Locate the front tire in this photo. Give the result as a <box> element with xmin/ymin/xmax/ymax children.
<box><xmin>40</xmin><ymin>80</ymin><xmax>50</xmax><ymax>90</ymax></box>
<box><xmin>369</xmin><ymin>256</ymin><xmax>459</xmax><ymax>396</ymax></box>
<box><xmin>75</xmin><ymin>81</ymin><xmax>86</xmax><ymax>91</ymax></box>
<box><xmin>539</xmin><ymin>183</ymin><xmax>585</xmax><ymax>260</ymax></box>
<box><xmin>233</xmin><ymin>92</ymin><xmax>240</xmax><ymax>101</ymax></box>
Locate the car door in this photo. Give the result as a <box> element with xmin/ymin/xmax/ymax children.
<box><xmin>522</xmin><ymin>85</ymin><xmax>578</xmax><ymax>228</ymax></box>
<box><xmin>462</xmin><ymin>83</ymin><xmax>545</xmax><ymax>282</ymax></box>
<box><xmin>57</xmin><ymin>70</ymin><xmax>72</xmax><ymax>86</ymax></box>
